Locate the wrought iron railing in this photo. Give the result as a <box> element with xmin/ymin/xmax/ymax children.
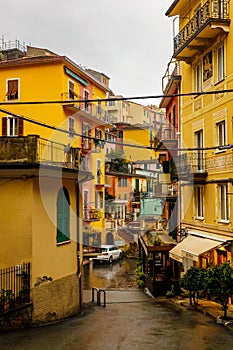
<box><xmin>62</xmin><ymin>92</ymin><xmax>112</xmax><ymax>123</ymax></box>
<box><xmin>0</xmin><ymin>135</ymin><xmax>81</xmax><ymax>170</ymax></box>
<box><xmin>83</xmin><ymin>208</ymin><xmax>102</xmax><ymax>220</ymax></box>
<box><xmin>0</xmin><ymin>262</ymin><xmax>31</xmax><ymax>313</ymax></box>
<box><xmin>174</xmin><ymin>152</ymin><xmax>207</xmax><ymax>173</ymax></box>
<box><xmin>174</xmin><ymin>0</ymin><xmax>230</xmax><ymax>55</ymax></box>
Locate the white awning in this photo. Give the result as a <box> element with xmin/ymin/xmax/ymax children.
<box><xmin>169</xmin><ymin>235</ymin><xmax>223</xmax><ymax>263</ymax></box>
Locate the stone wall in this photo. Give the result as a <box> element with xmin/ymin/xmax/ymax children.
<box><xmin>32</xmin><ymin>273</ymin><xmax>80</xmax><ymax>325</ymax></box>
<box><xmin>0</xmin><ymin>135</ymin><xmax>38</xmax><ymax>162</ymax></box>
<box><xmin>0</xmin><ymin>304</ymin><xmax>32</xmax><ymax>333</ymax></box>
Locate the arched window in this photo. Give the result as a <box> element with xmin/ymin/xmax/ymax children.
<box><xmin>56</xmin><ymin>187</ymin><xmax>70</xmax><ymax>243</ymax></box>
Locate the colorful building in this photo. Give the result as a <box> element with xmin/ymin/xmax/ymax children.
<box><xmin>0</xmin><ymin>40</ymin><xmax>110</xmax><ymax>324</ymax></box>
<box><xmin>166</xmin><ymin>0</ymin><xmax>233</xmax><ymax>272</ymax></box>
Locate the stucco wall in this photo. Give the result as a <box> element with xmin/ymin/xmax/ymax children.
<box><xmin>32</xmin><ymin>273</ymin><xmax>80</xmax><ymax>324</ymax></box>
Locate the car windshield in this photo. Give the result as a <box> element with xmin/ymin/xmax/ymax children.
<box><xmin>101</xmin><ymin>248</ymin><xmax>108</xmax><ymax>252</ymax></box>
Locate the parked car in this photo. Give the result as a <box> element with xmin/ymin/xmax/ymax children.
<box><xmin>92</xmin><ymin>245</ymin><xmax>123</xmax><ymax>265</ymax></box>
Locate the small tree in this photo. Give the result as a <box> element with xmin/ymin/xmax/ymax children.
<box><xmin>180</xmin><ymin>266</ymin><xmax>206</xmax><ymax>305</ymax></box>
<box><xmin>205</xmin><ymin>262</ymin><xmax>233</xmax><ymax>319</ymax></box>
<box><xmin>108</xmin><ymin>148</ymin><xmax>125</xmax><ymax>160</ymax></box>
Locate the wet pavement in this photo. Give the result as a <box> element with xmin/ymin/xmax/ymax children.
<box><xmin>1</xmin><ymin>258</ymin><xmax>233</xmax><ymax>349</ymax></box>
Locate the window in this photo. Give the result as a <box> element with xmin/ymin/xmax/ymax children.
<box><xmin>203</xmin><ymin>51</ymin><xmax>213</xmax><ymax>81</ymax></box>
<box><xmin>97</xmin><ymin>99</ymin><xmax>101</xmax><ymax>115</ymax></box>
<box><xmin>68</xmin><ymin>117</ymin><xmax>75</xmax><ymax>138</ymax></box>
<box><xmin>95</xmin><ymin>190</ymin><xmax>103</xmax><ymax>209</ymax></box>
<box><xmin>2</xmin><ymin>116</ymin><xmax>23</xmax><ymax>136</ymax></box>
<box><xmin>217</xmin><ymin>121</ymin><xmax>226</xmax><ymax>146</ymax></box>
<box><xmin>84</xmin><ymin>90</ymin><xmax>89</xmax><ymax>110</ymax></box>
<box><xmin>195</xmin><ymin>62</ymin><xmax>202</xmax><ymax>92</ymax></box>
<box><xmin>83</xmin><ymin>190</ymin><xmax>88</xmax><ymax>219</ymax></box>
<box><xmin>195</xmin><ymin>186</ymin><xmax>204</xmax><ymax>218</ymax></box>
<box><xmin>218</xmin><ymin>184</ymin><xmax>229</xmax><ymax>221</ymax></box>
<box><xmin>82</xmin><ymin>123</ymin><xmax>92</xmax><ymax>149</ymax></box>
<box><xmin>6</xmin><ymin>79</ymin><xmax>19</xmax><ymax>100</ymax></box>
<box><xmin>108</xmin><ymin>100</ymin><xmax>115</xmax><ymax>107</ymax></box>
<box><xmin>195</xmin><ymin>129</ymin><xmax>204</xmax><ymax>170</ymax></box>
<box><xmin>69</xmin><ymin>80</ymin><xmax>74</xmax><ymax>100</ymax></box>
<box><xmin>217</xmin><ymin>44</ymin><xmax>225</xmax><ymax>82</ymax></box>
<box><xmin>56</xmin><ymin>187</ymin><xmax>70</xmax><ymax>243</ymax></box>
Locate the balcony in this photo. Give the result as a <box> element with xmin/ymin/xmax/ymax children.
<box><xmin>174</xmin><ymin>152</ymin><xmax>208</xmax><ymax>183</ymax></box>
<box><xmin>62</xmin><ymin>93</ymin><xmax>112</xmax><ymax>124</ymax></box>
<box><xmin>0</xmin><ymin>135</ymin><xmax>82</xmax><ymax>170</ymax></box>
<box><xmin>173</xmin><ymin>0</ymin><xmax>230</xmax><ymax>62</ymax></box>
<box><xmin>160</xmin><ymin>61</ymin><xmax>181</xmax><ymax>107</ymax></box>
<box><xmin>83</xmin><ymin>208</ymin><xmax>102</xmax><ymax>221</ymax></box>
<box><xmin>206</xmin><ymin>151</ymin><xmax>233</xmax><ymax>173</ymax></box>
<box><xmin>154</xmin><ymin>183</ymin><xmax>178</xmax><ymax>202</ymax></box>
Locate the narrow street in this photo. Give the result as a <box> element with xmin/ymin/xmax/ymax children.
<box><xmin>1</xmin><ymin>258</ymin><xmax>233</xmax><ymax>350</ymax></box>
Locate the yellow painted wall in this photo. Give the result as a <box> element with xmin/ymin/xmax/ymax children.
<box><xmin>32</xmin><ymin>176</ymin><xmax>78</xmax><ymax>283</ymax></box>
<box><xmin>178</xmin><ymin>2</ymin><xmax>233</xmax><ymax>236</ymax></box>
<box><xmin>0</xmin><ymin>177</ymin><xmax>33</xmax><ymax>267</ymax></box>
<box><xmin>123</xmin><ymin>128</ymin><xmax>155</xmax><ymax>162</ymax></box>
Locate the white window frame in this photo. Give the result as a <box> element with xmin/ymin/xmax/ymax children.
<box><xmin>6</xmin><ymin>78</ymin><xmax>20</xmax><ymax>101</ymax></box>
<box><xmin>217</xmin><ymin>120</ymin><xmax>226</xmax><ymax>146</ymax></box>
<box><xmin>7</xmin><ymin>116</ymin><xmax>19</xmax><ymax>136</ymax></box>
<box><xmin>218</xmin><ymin>184</ymin><xmax>229</xmax><ymax>222</ymax></box>
<box><xmin>194</xmin><ymin>185</ymin><xmax>204</xmax><ymax>219</ymax></box>
<box><xmin>195</xmin><ymin>62</ymin><xmax>202</xmax><ymax>93</ymax></box>
<box><xmin>68</xmin><ymin>117</ymin><xmax>75</xmax><ymax>139</ymax></box>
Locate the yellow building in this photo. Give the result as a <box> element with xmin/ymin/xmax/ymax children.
<box><xmin>166</xmin><ymin>0</ymin><xmax>233</xmax><ymax>271</ymax></box>
<box><xmin>0</xmin><ymin>41</ymin><xmax>110</xmax><ymax>324</ymax></box>
<box><xmin>123</xmin><ymin>124</ymin><xmax>156</xmax><ymax>162</ymax></box>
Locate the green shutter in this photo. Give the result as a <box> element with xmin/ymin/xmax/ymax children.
<box><xmin>56</xmin><ymin>187</ymin><xmax>70</xmax><ymax>243</ymax></box>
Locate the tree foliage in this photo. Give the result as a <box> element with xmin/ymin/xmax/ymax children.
<box><xmin>204</xmin><ymin>262</ymin><xmax>233</xmax><ymax>319</ymax></box>
<box><xmin>180</xmin><ymin>266</ymin><xmax>206</xmax><ymax>305</ymax></box>
<box><xmin>108</xmin><ymin>148</ymin><xmax>126</xmax><ymax>160</ymax></box>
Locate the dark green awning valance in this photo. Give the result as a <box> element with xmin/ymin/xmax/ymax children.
<box><xmin>64</xmin><ymin>66</ymin><xmax>88</xmax><ymax>86</ymax></box>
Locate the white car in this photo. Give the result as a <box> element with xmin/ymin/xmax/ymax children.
<box><xmin>92</xmin><ymin>245</ymin><xmax>123</xmax><ymax>265</ymax></box>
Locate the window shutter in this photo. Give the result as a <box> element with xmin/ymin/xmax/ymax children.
<box><xmin>56</xmin><ymin>187</ymin><xmax>70</xmax><ymax>243</ymax></box>
<box><xmin>18</xmin><ymin>119</ymin><xmax>24</xmax><ymax>136</ymax></box>
<box><xmin>2</xmin><ymin>117</ymin><xmax>7</xmax><ymax>136</ymax></box>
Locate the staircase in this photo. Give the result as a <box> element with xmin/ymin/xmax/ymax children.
<box><xmin>117</xmin><ymin>227</ymin><xmax>136</xmax><ymax>244</ymax></box>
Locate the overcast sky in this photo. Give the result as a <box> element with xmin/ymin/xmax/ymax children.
<box><xmin>1</xmin><ymin>0</ymin><xmax>174</xmax><ymax>105</ymax></box>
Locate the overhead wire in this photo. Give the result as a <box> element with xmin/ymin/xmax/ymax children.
<box><xmin>0</xmin><ymin>88</ymin><xmax>233</xmax><ymax>105</ymax></box>
<box><xmin>1</xmin><ymin>86</ymin><xmax>233</xmax><ymax>151</ymax></box>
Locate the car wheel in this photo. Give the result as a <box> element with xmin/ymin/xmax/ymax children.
<box><xmin>109</xmin><ymin>256</ymin><xmax>113</xmax><ymax>264</ymax></box>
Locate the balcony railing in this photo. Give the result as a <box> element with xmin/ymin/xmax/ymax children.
<box><xmin>162</xmin><ymin>61</ymin><xmax>181</xmax><ymax>94</ymax></box>
<box><xmin>174</xmin><ymin>0</ymin><xmax>230</xmax><ymax>56</ymax></box>
<box><xmin>0</xmin><ymin>135</ymin><xmax>81</xmax><ymax>170</ymax></box>
<box><xmin>174</xmin><ymin>152</ymin><xmax>207</xmax><ymax>174</ymax></box>
<box><xmin>83</xmin><ymin>208</ymin><xmax>102</xmax><ymax>221</ymax></box>
<box><xmin>62</xmin><ymin>93</ymin><xmax>112</xmax><ymax>124</ymax></box>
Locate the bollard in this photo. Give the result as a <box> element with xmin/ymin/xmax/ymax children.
<box><xmin>92</xmin><ymin>287</ymin><xmax>106</xmax><ymax>308</ymax></box>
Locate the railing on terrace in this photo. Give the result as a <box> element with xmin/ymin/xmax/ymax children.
<box><xmin>162</xmin><ymin>61</ymin><xmax>181</xmax><ymax>93</ymax></box>
<box><xmin>0</xmin><ymin>262</ymin><xmax>31</xmax><ymax>313</ymax></box>
<box><xmin>0</xmin><ymin>135</ymin><xmax>81</xmax><ymax>170</ymax></box>
<box><xmin>174</xmin><ymin>152</ymin><xmax>207</xmax><ymax>173</ymax></box>
<box><xmin>83</xmin><ymin>208</ymin><xmax>102</xmax><ymax>220</ymax></box>
<box><xmin>156</xmin><ymin>125</ymin><xmax>178</xmax><ymax>141</ymax></box>
<box><xmin>174</xmin><ymin>0</ymin><xmax>230</xmax><ymax>55</ymax></box>
<box><xmin>0</xmin><ymin>38</ymin><xmax>27</xmax><ymax>53</ymax></box>
<box><xmin>62</xmin><ymin>93</ymin><xmax>112</xmax><ymax>123</ymax></box>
